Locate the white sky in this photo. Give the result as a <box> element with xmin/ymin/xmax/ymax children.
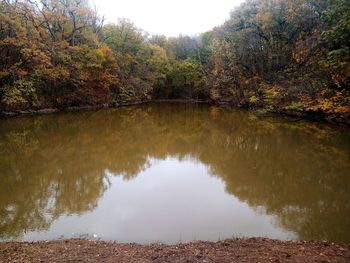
<box><xmin>94</xmin><ymin>0</ymin><xmax>245</xmax><ymax>36</ymax></box>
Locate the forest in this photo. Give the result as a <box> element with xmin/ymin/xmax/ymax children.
<box><xmin>0</xmin><ymin>0</ymin><xmax>349</xmax><ymax>122</ymax></box>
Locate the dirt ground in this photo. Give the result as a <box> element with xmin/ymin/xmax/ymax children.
<box><xmin>1</xmin><ymin>238</ymin><xmax>349</xmax><ymax>263</ymax></box>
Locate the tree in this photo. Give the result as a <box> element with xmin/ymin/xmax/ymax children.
<box><xmin>322</xmin><ymin>0</ymin><xmax>350</xmax><ymax>89</ymax></box>
<box><xmin>163</xmin><ymin>59</ymin><xmax>207</xmax><ymax>99</ymax></box>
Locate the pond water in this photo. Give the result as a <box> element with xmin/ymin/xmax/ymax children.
<box><xmin>0</xmin><ymin>103</ymin><xmax>349</xmax><ymax>244</ymax></box>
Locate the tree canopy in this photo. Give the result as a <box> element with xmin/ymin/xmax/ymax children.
<box><xmin>0</xmin><ymin>0</ymin><xmax>349</xmax><ymax>121</ymax></box>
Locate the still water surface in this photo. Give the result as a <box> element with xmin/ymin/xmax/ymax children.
<box><xmin>0</xmin><ymin>103</ymin><xmax>349</xmax><ymax>243</ymax></box>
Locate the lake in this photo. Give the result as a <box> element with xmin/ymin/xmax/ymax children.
<box><xmin>0</xmin><ymin>103</ymin><xmax>349</xmax><ymax>244</ymax></box>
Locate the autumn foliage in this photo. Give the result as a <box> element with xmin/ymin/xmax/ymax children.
<box><xmin>0</xmin><ymin>0</ymin><xmax>349</xmax><ymax>122</ymax></box>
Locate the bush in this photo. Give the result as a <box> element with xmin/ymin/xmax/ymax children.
<box><xmin>1</xmin><ymin>79</ymin><xmax>39</xmax><ymax>109</ymax></box>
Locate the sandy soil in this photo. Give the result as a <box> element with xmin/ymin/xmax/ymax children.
<box><xmin>1</xmin><ymin>238</ymin><xmax>349</xmax><ymax>262</ymax></box>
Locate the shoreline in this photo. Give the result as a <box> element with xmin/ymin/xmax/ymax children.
<box><xmin>1</xmin><ymin>237</ymin><xmax>349</xmax><ymax>262</ymax></box>
<box><xmin>0</xmin><ymin>99</ymin><xmax>349</xmax><ymax>126</ymax></box>
<box><xmin>0</xmin><ymin>99</ymin><xmax>209</xmax><ymax>118</ymax></box>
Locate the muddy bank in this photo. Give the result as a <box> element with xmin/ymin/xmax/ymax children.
<box><xmin>1</xmin><ymin>238</ymin><xmax>349</xmax><ymax>263</ymax></box>
<box><xmin>266</xmin><ymin>108</ymin><xmax>350</xmax><ymax>126</ymax></box>
<box><xmin>0</xmin><ymin>100</ymin><xmax>349</xmax><ymax>126</ymax></box>
<box><xmin>0</xmin><ymin>100</ymin><xmax>149</xmax><ymax>118</ymax></box>
<box><xmin>215</xmin><ymin>102</ymin><xmax>350</xmax><ymax>126</ymax></box>
<box><xmin>0</xmin><ymin>99</ymin><xmax>210</xmax><ymax>118</ymax></box>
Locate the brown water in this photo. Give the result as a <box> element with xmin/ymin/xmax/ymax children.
<box><xmin>0</xmin><ymin>103</ymin><xmax>349</xmax><ymax>244</ymax></box>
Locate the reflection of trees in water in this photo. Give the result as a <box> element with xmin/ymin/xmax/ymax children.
<box><xmin>199</xmin><ymin>117</ymin><xmax>350</xmax><ymax>242</ymax></box>
<box><xmin>0</xmin><ymin>103</ymin><xmax>349</xmax><ymax>242</ymax></box>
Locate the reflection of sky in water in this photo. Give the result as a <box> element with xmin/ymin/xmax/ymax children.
<box><xmin>24</xmin><ymin>157</ymin><xmax>295</xmax><ymax>244</ymax></box>
<box><xmin>1</xmin><ymin>104</ymin><xmax>349</xmax><ymax>243</ymax></box>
